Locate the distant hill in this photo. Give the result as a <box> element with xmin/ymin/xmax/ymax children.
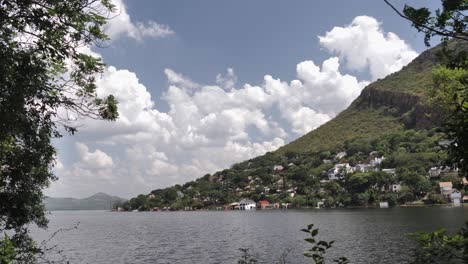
<box><xmin>44</xmin><ymin>192</ymin><xmax>127</xmax><ymax>211</ymax></box>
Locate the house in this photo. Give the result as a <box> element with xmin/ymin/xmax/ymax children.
<box><xmin>428</xmin><ymin>167</ymin><xmax>441</xmax><ymax>178</ymax></box>
<box><xmin>438</xmin><ymin>139</ymin><xmax>453</xmax><ymax>147</ymax></box>
<box><xmin>382</xmin><ymin>168</ymin><xmax>396</xmax><ymax>175</ymax></box>
<box><xmin>225</xmin><ymin>202</ymin><xmax>239</xmax><ymax>210</ymax></box>
<box><xmin>463</xmin><ymin>196</ymin><xmax>468</xmax><ymax>203</ymax></box>
<box><xmin>439</xmin><ymin>182</ymin><xmax>453</xmax><ymax>197</ymax></box>
<box><xmin>462</xmin><ymin>177</ymin><xmax>468</xmax><ymax>186</ymax></box>
<box><xmin>379</xmin><ymin>202</ymin><xmax>389</xmax><ymax>208</ymax></box>
<box><xmin>355</xmin><ymin>164</ymin><xmax>371</xmax><ymax>173</ymax></box>
<box><xmin>148</xmin><ymin>193</ymin><xmax>156</xmax><ymax>199</ymax></box>
<box><xmin>239</xmin><ymin>199</ymin><xmax>256</xmax><ymax>210</ymax></box>
<box><xmin>328</xmin><ymin>163</ymin><xmax>352</xmax><ymax>180</ymax></box>
<box><xmin>258</xmin><ymin>200</ymin><xmax>270</xmax><ymax>209</ymax></box>
<box><xmin>335</xmin><ymin>151</ymin><xmax>347</xmax><ymax>160</ymax></box>
<box><xmin>323</xmin><ymin>159</ymin><xmax>332</xmax><ymax>164</ymax></box>
<box><xmin>391</xmin><ymin>183</ymin><xmax>402</xmax><ymax>193</ymax></box>
<box><xmin>370</xmin><ymin>156</ymin><xmax>385</xmax><ymax>167</ymax></box>
<box><xmin>288</xmin><ymin>162</ymin><xmax>296</xmax><ymax>167</ymax></box>
<box><xmin>273</xmin><ymin>165</ymin><xmax>284</xmax><ymax>172</ymax></box>
<box><xmin>451</xmin><ymin>190</ymin><xmax>462</xmax><ymax>206</ymax></box>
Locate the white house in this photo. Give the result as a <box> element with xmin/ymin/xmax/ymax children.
<box><xmin>273</xmin><ymin>165</ymin><xmax>284</xmax><ymax>172</ymax></box>
<box><xmin>451</xmin><ymin>190</ymin><xmax>462</xmax><ymax>206</ymax></box>
<box><xmin>335</xmin><ymin>151</ymin><xmax>347</xmax><ymax>160</ymax></box>
<box><xmin>328</xmin><ymin>163</ymin><xmax>352</xmax><ymax>180</ymax></box>
<box><xmin>382</xmin><ymin>168</ymin><xmax>396</xmax><ymax>175</ymax></box>
<box><xmin>391</xmin><ymin>183</ymin><xmax>402</xmax><ymax>193</ymax></box>
<box><xmin>239</xmin><ymin>199</ymin><xmax>256</xmax><ymax>210</ymax></box>
<box><xmin>370</xmin><ymin>156</ymin><xmax>385</xmax><ymax>167</ymax></box>
<box><xmin>355</xmin><ymin>164</ymin><xmax>371</xmax><ymax>173</ymax></box>
<box><xmin>428</xmin><ymin>167</ymin><xmax>442</xmax><ymax>178</ymax></box>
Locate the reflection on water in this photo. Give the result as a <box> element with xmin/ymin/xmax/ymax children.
<box><xmin>32</xmin><ymin>206</ymin><xmax>468</xmax><ymax>264</ymax></box>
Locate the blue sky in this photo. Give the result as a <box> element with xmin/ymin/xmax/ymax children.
<box><xmin>49</xmin><ymin>0</ymin><xmax>440</xmax><ymax>198</ymax></box>
<box><xmin>99</xmin><ymin>0</ymin><xmax>437</xmax><ymax>109</ymax></box>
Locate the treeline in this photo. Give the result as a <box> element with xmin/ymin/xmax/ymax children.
<box><xmin>117</xmin><ymin>129</ymin><xmax>465</xmax><ymax>211</ymax></box>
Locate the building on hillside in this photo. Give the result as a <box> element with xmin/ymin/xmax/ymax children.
<box><xmin>148</xmin><ymin>193</ymin><xmax>156</xmax><ymax>199</ymax></box>
<box><xmin>239</xmin><ymin>199</ymin><xmax>256</xmax><ymax>210</ymax></box>
<box><xmin>335</xmin><ymin>151</ymin><xmax>347</xmax><ymax>160</ymax></box>
<box><xmin>370</xmin><ymin>156</ymin><xmax>385</xmax><ymax>167</ymax></box>
<box><xmin>323</xmin><ymin>159</ymin><xmax>332</xmax><ymax>164</ymax></box>
<box><xmin>428</xmin><ymin>167</ymin><xmax>442</xmax><ymax>178</ymax></box>
<box><xmin>355</xmin><ymin>164</ymin><xmax>371</xmax><ymax>173</ymax></box>
<box><xmin>382</xmin><ymin>168</ymin><xmax>396</xmax><ymax>175</ymax></box>
<box><xmin>328</xmin><ymin>163</ymin><xmax>352</xmax><ymax>180</ymax></box>
<box><xmin>391</xmin><ymin>183</ymin><xmax>402</xmax><ymax>193</ymax></box>
<box><xmin>273</xmin><ymin>165</ymin><xmax>284</xmax><ymax>172</ymax></box>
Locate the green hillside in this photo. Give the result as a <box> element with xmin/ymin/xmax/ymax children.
<box><xmin>118</xmin><ymin>41</ymin><xmax>467</xmax><ymax>211</ymax></box>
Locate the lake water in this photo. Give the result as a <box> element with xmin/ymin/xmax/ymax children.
<box><xmin>32</xmin><ymin>206</ymin><xmax>468</xmax><ymax>264</ymax></box>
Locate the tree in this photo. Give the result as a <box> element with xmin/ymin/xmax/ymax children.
<box><xmin>384</xmin><ymin>0</ymin><xmax>468</xmax><ymax>175</ymax></box>
<box><xmin>0</xmin><ymin>0</ymin><xmax>118</xmax><ymax>260</ymax></box>
<box><xmin>410</xmin><ymin>222</ymin><xmax>468</xmax><ymax>263</ymax></box>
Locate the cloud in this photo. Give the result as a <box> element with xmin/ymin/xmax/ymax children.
<box><xmin>48</xmin><ymin>16</ymin><xmax>417</xmax><ymax>198</ymax></box>
<box><xmin>319</xmin><ymin>16</ymin><xmax>418</xmax><ymax>80</ymax></box>
<box><xmin>76</xmin><ymin>143</ymin><xmax>114</xmax><ymax>169</ymax></box>
<box><xmin>105</xmin><ymin>0</ymin><xmax>174</xmax><ymax>41</ymax></box>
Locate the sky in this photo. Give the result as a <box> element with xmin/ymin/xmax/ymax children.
<box><xmin>47</xmin><ymin>0</ymin><xmax>441</xmax><ymax>199</ymax></box>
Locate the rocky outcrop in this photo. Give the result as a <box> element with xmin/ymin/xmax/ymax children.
<box><xmin>354</xmin><ymin>86</ymin><xmax>444</xmax><ymax>130</ymax></box>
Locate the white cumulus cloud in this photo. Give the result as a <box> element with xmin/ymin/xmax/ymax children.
<box><xmin>106</xmin><ymin>0</ymin><xmax>174</xmax><ymax>41</ymax></box>
<box><xmin>319</xmin><ymin>16</ymin><xmax>418</xmax><ymax>80</ymax></box>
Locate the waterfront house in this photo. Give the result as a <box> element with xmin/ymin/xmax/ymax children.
<box><xmin>225</xmin><ymin>202</ymin><xmax>239</xmax><ymax>210</ymax></box>
<box><xmin>239</xmin><ymin>199</ymin><xmax>256</xmax><ymax>210</ymax></box>
<box><xmin>439</xmin><ymin>182</ymin><xmax>453</xmax><ymax>197</ymax></box>
<box><xmin>451</xmin><ymin>190</ymin><xmax>462</xmax><ymax>206</ymax></box>
<box><xmin>258</xmin><ymin>200</ymin><xmax>270</xmax><ymax>209</ymax></box>
<box><xmin>379</xmin><ymin>202</ymin><xmax>389</xmax><ymax>208</ymax></box>
<box><xmin>463</xmin><ymin>196</ymin><xmax>468</xmax><ymax>203</ymax></box>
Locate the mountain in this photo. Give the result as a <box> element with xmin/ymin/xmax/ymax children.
<box><xmin>122</xmin><ymin>40</ymin><xmax>467</xmax><ymax>210</ymax></box>
<box><xmin>44</xmin><ymin>192</ymin><xmax>127</xmax><ymax>211</ymax></box>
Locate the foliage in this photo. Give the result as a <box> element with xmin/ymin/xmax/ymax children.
<box><xmin>0</xmin><ymin>234</ymin><xmax>15</xmax><ymax>264</ymax></box>
<box><xmin>410</xmin><ymin>222</ymin><xmax>468</xmax><ymax>263</ymax></box>
<box><xmin>301</xmin><ymin>224</ymin><xmax>348</xmax><ymax>264</ymax></box>
<box><xmin>0</xmin><ymin>0</ymin><xmax>118</xmax><ymax>260</ymax></box>
<box><xmin>385</xmin><ymin>0</ymin><xmax>468</xmax><ymax>176</ymax></box>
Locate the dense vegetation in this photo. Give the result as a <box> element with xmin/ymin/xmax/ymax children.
<box><xmin>117</xmin><ymin>128</ymin><xmax>464</xmax><ymax>211</ymax></box>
